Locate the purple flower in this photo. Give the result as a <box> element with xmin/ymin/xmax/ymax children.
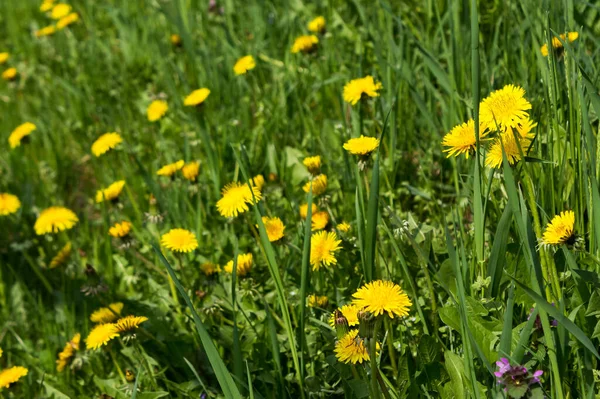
<box><xmin>495</xmin><ymin>358</ymin><xmax>543</xmax><ymax>397</ymax></box>
<box><xmin>528</xmin><ymin>306</ymin><xmax>558</xmax><ymax>330</ymax></box>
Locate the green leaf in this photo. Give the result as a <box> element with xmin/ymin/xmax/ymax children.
<box><xmin>585</xmin><ymin>290</ymin><xmax>600</xmax><ymax>317</ymax></box>
<box><xmin>510</xmin><ymin>276</ymin><xmax>600</xmax><ymax>360</ymax></box>
<box><xmin>444</xmin><ymin>351</ymin><xmax>465</xmax><ymax>399</ymax></box>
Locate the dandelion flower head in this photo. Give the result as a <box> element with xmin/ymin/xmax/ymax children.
<box><xmin>310</xmin><ymin>231</ymin><xmax>342</xmax><ymax>270</ymax></box>
<box><xmin>109</xmin><ymin>221</ymin><xmax>132</xmax><ymax>238</ymax></box>
<box><xmin>334</xmin><ymin>330</ymin><xmax>370</xmax><ymax>364</ymax></box>
<box><xmin>36</xmin><ymin>25</ymin><xmax>57</xmax><ymax>37</ymax></box>
<box><xmin>147</xmin><ymin>100</ymin><xmax>168</xmax><ymax>122</ymax></box>
<box><xmin>50</xmin><ymin>3</ymin><xmax>71</xmax><ymax>19</ymax></box>
<box><xmin>329</xmin><ymin>303</ymin><xmax>361</xmax><ymax>327</ymax></box>
<box><xmin>95</xmin><ymin>180</ymin><xmax>126</xmax><ymax>203</ymax></box>
<box><xmin>224</xmin><ymin>253</ymin><xmax>253</xmax><ymax>277</ymax></box>
<box><xmin>479</xmin><ymin>84</ymin><xmax>531</xmax><ymax>130</ymax></box>
<box><xmin>184</xmin><ymin>88</ymin><xmax>211</xmax><ymax>106</ymax></box>
<box><xmin>114</xmin><ymin>315</ymin><xmax>148</xmax><ymax>333</ymax></box>
<box><xmin>0</xmin><ymin>52</ymin><xmax>9</xmax><ymax>65</ymax></box>
<box><xmin>352</xmin><ymin>280</ymin><xmax>412</xmax><ymax>318</ymax></box>
<box><xmin>291</xmin><ymin>35</ymin><xmax>319</xmax><ymax>54</ymax></box>
<box><xmin>85</xmin><ymin>323</ymin><xmax>119</xmax><ymax>350</ymax></box>
<box><xmin>161</xmin><ymin>228</ymin><xmax>198</xmax><ymax>253</ymax></box>
<box><xmin>311</xmin><ymin>211</ymin><xmax>329</xmax><ymax>231</ymax></box>
<box><xmin>0</xmin><ymin>193</ymin><xmax>21</xmax><ymax>216</ymax></box>
<box><xmin>299</xmin><ymin>203</ymin><xmax>317</xmax><ymax>219</ymax></box>
<box><xmin>9</xmin><ymin>122</ymin><xmax>36</xmax><ymax>149</ymax></box>
<box><xmin>91</xmin><ymin>132</ymin><xmax>123</xmax><ymax>157</ymax></box>
<box><xmin>34</xmin><ymin>206</ymin><xmax>79</xmax><ymax>235</ymax></box>
<box><xmin>307</xmin><ymin>294</ymin><xmax>328</xmax><ymax>308</ymax></box>
<box><xmin>2</xmin><ymin>68</ymin><xmax>17</xmax><ymax>81</ymax></box>
<box><xmin>259</xmin><ymin>216</ymin><xmax>286</xmax><ymax>242</ymax></box>
<box><xmin>303</xmin><ymin>155</ymin><xmax>321</xmax><ymax>175</ymax></box>
<box><xmin>0</xmin><ymin>366</ymin><xmax>28</xmax><ymax>389</ymax></box>
<box><xmin>56</xmin><ymin>333</ymin><xmax>80</xmax><ymax>372</ymax></box>
<box><xmin>542</xmin><ymin>210</ymin><xmax>576</xmax><ymax>247</ymax></box>
<box><xmin>343</xmin><ymin>76</ymin><xmax>382</xmax><ymax>105</ymax></box>
<box><xmin>302</xmin><ymin>174</ymin><xmax>327</xmax><ymax>196</ymax></box>
<box><xmin>308</xmin><ymin>16</ymin><xmax>326</xmax><ymax>33</ymax></box>
<box><xmin>343</xmin><ymin>135</ymin><xmax>379</xmax><ymax>156</ymax></box>
<box><xmin>182</xmin><ymin>161</ymin><xmax>200</xmax><ymax>181</ymax></box>
<box><xmin>216</xmin><ymin>181</ymin><xmax>262</xmax><ymax>218</ymax></box>
<box><xmin>233</xmin><ymin>55</ymin><xmax>256</xmax><ymax>75</ymax></box>
<box><xmin>157</xmin><ymin>160</ymin><xmax>184</xmax><ymax>177</ymax></box>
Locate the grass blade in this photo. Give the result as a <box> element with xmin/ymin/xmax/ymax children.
<box><xmin>153</xmin><ymin>245</ymin><xmax>242</xmax><ymax>399</ymax></box>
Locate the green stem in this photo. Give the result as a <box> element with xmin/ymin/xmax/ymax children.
<box><xmin>109</xmin><ymin>348</ymin><xmax>126</xmax><ymax>383</ymax></box>
<box><xmin>522</xmin><ymin>173</ymin><xmax>561</xmax><ymax>300</ymax></box>
<box><xmin>369</xmin><ymin>322</ymin><xmax>381</xmax><ymax>399</ymax></box>
<box><xmin>384</xmin><ymin>318</ymin><xmax>397</xmax><ymax>380</ymax></box>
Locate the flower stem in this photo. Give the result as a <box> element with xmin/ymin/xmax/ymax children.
<box><xmin>522</xmin><ymin>172</ymin><xmax>561</xmax><ymax>300</ymax></box>
<box><xmin>109</xmin><ymin>348</ymin><xmax>126</xmax><ymax>383</ymax></box>
<box><xmin>369</xmin><ymin>321</ymin><xmax>381</xmax><ymax>399</ymax></box>
<box><xmin>384</xmin><ymin>318</ymin><xmax>398</xmax><ymax>379</ymax></box>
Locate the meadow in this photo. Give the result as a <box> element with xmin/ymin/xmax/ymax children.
<box><xmin>1</xmin><ymin>0</ymin><xmax>600</xmax><ymax>398</ymax></box>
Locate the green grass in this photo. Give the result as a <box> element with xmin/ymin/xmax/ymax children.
<box><xmin>1</xmin><ymin>0</ymin><xmax>600</xmax><ymax>398</ymax></box>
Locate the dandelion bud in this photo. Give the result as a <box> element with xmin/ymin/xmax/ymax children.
<box><xmin>357</xmin><ymin>309</ymin><xmax>375</xmax><ymax>338</ymax></box>
<box><xmin>334</xmin><ymin>309</ymin><xmax>349</xmax><ymax>339</ymax></box>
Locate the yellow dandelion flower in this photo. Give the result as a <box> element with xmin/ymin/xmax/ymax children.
<box><xmin>299</xmin><ymin>203</ymin><xmax>318</xmax><ymax>219</ymax></box>
<box><xmin>109</xmin><ymin>221</ymin><xmax>132</xmax><ymax>238</ymax></box>
<box><xmin>91</xmin><ymin>132</ymin><xmax>123</xmax><ymax>157</ymax></box>
<box><xmin>328</xmin><ymin>304</ymin><xmax>361</xmax><ymax>327</ymax></box>
<box><xmin>259</xmin><ymin>216</ymin><xmax>285</xmax><ymax>242</ymax></box>
<box><xmin>542</xmin><ymin>210</ymin><xmax>576</xmax><ymax>247</ymax></box>
<box><xmin>96</xmin><ymin>180</ymin><xmax>126</xmax><ymax>203</ymax></box>
<box><xmin>200</xmin><ymin>262</ymin><xmax>220</xmax><ymax>276</ymax></box>
<box><xmin>35</xmin><ymin>25</ymin><xmax>57</xmax><ymax>37</ymax></box>
<box><xmin>251</xmin><ymin>174</ymin><xmax>265</xmax><ymax>191</ymax></box>
<box><xmin>114</xmin><ymin>315</ymin><xmax>148</xmax><ymax>333</ymax></box>
<box><xmin>233</xmin><ymin>55</ymin><xmax>256</xmax><ymax>75</ymax></box>
<box><xmin>34</xmin><ymin>206</ymin><xmax>78</xmax><ymax>235</ymax></box>
<box><xmin>311</xmin><ymin>211</ymin><xmax>329</xmax><ymax>231</ymax></box>
<box><xmin>182</xmin><ymin>161</ymin><xmax>200</xmax><ymax>181</ymax></box>
<box><xmin>2</xmin><ymin>67</ymin><xmax>17</xmax><ymax>81</ymax></box>
<box><xmin>307</xmin><ymin>294</ymin><xmax>328</xmax><ymax>308</ymax></box>
<box><xmin>49</xmin><ymin>242</ymin><xmax>72</xmax><ymax>269</ymax></box>
<box><xmin>161</xmin><ymin>228</ymin><xmax>198</xmax><ymax>253</ymax></box>
<box><xmin>308</xmin><ymin>16</ymin><xmax>326</xmax><ymax>33</ymax></box>
<box><xmin>9</xmin><ymin>122</ymin><xmax>36</xmax><ymax>149</ymax></box>
<box><xmin>0</xmin><ymin>366</ymin><xmax>28</xmax><ymax>389</ymax></box>
<box><xmin>303</xmin><ymin>155</ymin><xmax>321</xmax><ymax>175</ymax></box>
<box><xmin>0</xmin><ymin>52</ymin><xmax>9</xmax><ymax>65</ymax></box>
<box><xmin>442</xmin><ymin>119</ymin><xmax>490</xmax><ymax>159</ymax></box>
<box><xmin>541</xmin><ymin>32</ymin><xmax>579</xmax><ymax>56</ymax></box>
<box><xmin>90</xmin><ymin>302</ymin><xmax>124</xmax><ymax>324</ymax></box>
<box><xmin>184</xmin><ymin>88</ymin><xmax>211</xmax><ymax>106</ymax></box>
<box><xmin>337</xmin><ymin>221</ymin><xmax>351</xmax><ymax>232</ymax></box>
<box><xmin>56</xmin><ymin>333</ymin><xmax>80</xmax><ymax>372</ymax></box>
<box><xmin>343</xmin><ymin>76</ymin><xmax>382</xmax><ymax>105</ymax></box>
<box><xmin>310</xmin><ymin>231</ymin><xmax>342</xmax><ymax>270</ymax></box>
<box><xmin>170</xmin><ymin>34</ymin><xmax>182</xmax><ymax>46</ymax></box>
<box><xmin>57</xmin><ymin>12</ymin><xmax>79</xmax><ymax>29</ymax></box>
<box><xmin>40</xmin><ymin>0</ymin><xmax>55</xmax><ymax>12</ymax></box>
<box><xmin>352</xmin><ymin>280</ymin><xmax>412</xmax><ymax>318</ymax></box>
<box><xmin>479</xmin><ymin>84</ymin><xmax>531</xmax><ymax>130</ymax></box>
<box><xmin>157</xmin><ymin>160</ymin><xmax>184</xmax><ymax>177</ymax></box>
<box><xmin>484</xmin><ymin>133</ymin><xmax>532</xmax><ymax>169</ymax></box>
<box><xmin>343</xmin><ymin>135</ymin><xmax>379</xmax><ymax>156</ymax></box>
<box><xmin>216</xmin><ymin>181</ymin><xmax>262</xmax><ymax>218</ymax></box>
<box><xmin>334</xmin><ymin>330</ymin><xmax>370</xmax><ymax>364</ymax></box>
<box><xmin>50</xmin><ymin>3</ymin><xmax>71</xmax><ymax>19</ymax></box>
<box><xmin>0</xmin><ymin>193</ymin><xmax>20</xmax><ymax>216</ymax></box>
<box><xmin>302</xmin><ymin>174</ymin><xmax>327</xmax><ymax>196</ymax></box>
<box><xmin>147</xmin><ymin>100</ymin><xmax>168</xmax><ymax>122</ymax></box>
<box><xmin>291</xmin><ymin>35</ymin><xmax>319</xmax><ymax>54</ymax></box>
<box><xmin>85</xmin><ymin>323</ymin><xmax>119</xmax><ymax>350</ymax></box>
<box><xmin>224</xmin><ymin>253</ymin><xmax>253</xmax><ymax>277</ymax></box>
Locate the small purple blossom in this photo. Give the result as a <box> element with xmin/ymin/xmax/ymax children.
<box><xmin>495</xmin><ymin>358</ymin><xmax>543</xmax><ymax>398</ymax></box>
